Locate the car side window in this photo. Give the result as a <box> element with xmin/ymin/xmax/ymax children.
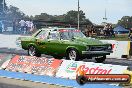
<box><xmin>60</xmin><ymin>32</ymin><xmax>70</xmax><ymax>40</ymax></box>
<box><xmin>48</xmin><ymin>32</ymin><xmax>59</xmax><ymax>40</ymax></box>
<box><xmin>36</xmin><ymin>31</ymin><xmax>48</xmax><ymax>39</ymax></box>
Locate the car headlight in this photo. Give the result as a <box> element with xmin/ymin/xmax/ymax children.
<box><xmin>16</xmin><ymin>39</ymin><xmax>21</xmax><ymax>47</ymax></box>
<box><xmin>86</xmin><ymin>46</ymin><xmax>90</xmax><ymax>51</ymax></box>
<box><xmin>107</xmin><ymin>45</ymin><xmax>112</xmax><ymax>50</ymax></box>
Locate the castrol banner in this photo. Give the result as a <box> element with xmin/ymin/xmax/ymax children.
<box><xmin>56</xmin><ymin>60</ymin><xmax>84</xmax><ymax>79</ymax></box>
<box><xmin>56</xmin><ymin>60</ymin><xmax>128</xmax><ymax>79</ymax></box>
<box><xmin>6</xmin><ymin>55</ymin><xmax>62</xmax><ymax>76</ymax></box>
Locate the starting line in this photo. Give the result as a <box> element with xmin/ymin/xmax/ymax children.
<box><xmin>0</xmin><ymin>70</ymin><xmax>121</xmax><ymax>88</ymax></box>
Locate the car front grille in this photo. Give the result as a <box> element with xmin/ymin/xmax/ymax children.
<box><xmin>90</xmin><ymin>46</ymin><xmax>107</xmax><ymax>51</ymax></box>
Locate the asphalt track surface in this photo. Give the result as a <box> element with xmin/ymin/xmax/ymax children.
<box><xmin>0</xmin><ymin>47</ymin><xmax>132</xmax><ymax>69</ymax></box>
<box><xmin>0</xmin><ymin>77</ymin><xmax>67</xmax><ymax>88</ymax></box>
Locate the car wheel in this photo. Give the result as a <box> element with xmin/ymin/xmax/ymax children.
<box><xmin>95</xmin><ymin>56</ymin><xmax>106</xmax><ymax>63</ymax></box>
<box><xmin>66</xmin><ymin>49</ymin><xmax>80</xmax><ymax>61</ymax></box>
<box><xmin>28</xmin><ymin>46</ymin><xmax>41</xmax><ymax>57</ymax></box>
<box><xmin>76</xmin><ymin>75</ymin><xmax>87</xmax><ymax>85</ymax></box>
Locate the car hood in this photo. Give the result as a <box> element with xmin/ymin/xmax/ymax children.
<box><xmin>17</xmin><ymin>36</ymin><xmax>32</xmax><ymax>41</ymax></box>
<box><xmin>73</xmin><ymin>37</ymin><xmax>108</xmax><ymax>45</ymax></box>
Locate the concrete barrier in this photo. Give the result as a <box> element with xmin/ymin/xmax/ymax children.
<box><xmin>101</xmin><ymin>40</ymin><xmax>132</xmax><ymax>59</ymax></box>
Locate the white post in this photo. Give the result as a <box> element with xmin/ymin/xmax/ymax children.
<box><xmin>77</xmin><ymin>0</ymin><xmax>80</xmax><ymax>30</ymax></box>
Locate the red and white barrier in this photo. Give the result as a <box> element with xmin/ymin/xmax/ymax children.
<box><xmin>6</xmin><ymin>55</ymin><xmax>63</xmax><ymax>76</ymax></box>
<box><xmin>0</xmin><ymin>54</ymin><xmax>13</xmax><ymax>69</ymax></box>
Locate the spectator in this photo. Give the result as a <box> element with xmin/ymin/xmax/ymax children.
<box><xmin>25</xmin><ymin>20</ymin><xmax>34</xmax><ymax>34</ymax></box>
<box><xmin>19</xmin><ymin>19</ymin><xmax>26</xmax><ymax>34</ymax></box>
<box><xmin>103</xmin><ymin>24</ymin><xmax>107</xmax><ymax>36</ymax></box>
<box><xmin>13</xmin><ymin>19</ymin><xmax>19</xmax><ymax>34</ymax></box>
<box><xmin>0</xmin><ymin>21</ymin><xmax>4</xmax><ymax>33</ymax></box>
<box><xmin>0</xmin><ymin>21</ymin><xmax>2</xmax><ymax>33</ymax></box>
<box><xmin>97</xmin><ymin>28</ymin><xmax>101</xmax><ymax>36</ymax></box>
<box><xmin>109</xmin><ymin>25</ymin><xmax>115</xmax><ymax>37</ymax></box>
<box><xmin>25</xmin><ymin>20</ymin><xmax>30</xmax><ymax>34</ymax></box>
<box><xmin>128</xmin><ymin>28</ymin><xmax>132</xmax><ymax>40</ymax></box>
<box><xmin>29</xmin><ymin>21</ymin><xmax>34</xmax><ymax>34</ymax></box>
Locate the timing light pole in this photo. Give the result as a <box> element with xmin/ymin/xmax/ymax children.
<box><xmin>77</xmin><ymin>0</ymin><xmax>80</xmax><ymax>30</ymax></box>
<box><xmin>103</xmin><ymin>8</ymin><xmax>107</xmax><ymax>22</ymax></box>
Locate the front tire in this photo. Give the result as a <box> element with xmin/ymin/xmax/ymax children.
<box><xmin>53</xmin><ymin>55</ymin><xmax>63</xmax><ymax>59</ymax></box>
<box><xmin>28</xmin><ymin>46</ymin><xmax>41</xmax><ymax>57</ymax></box>
<box><xmin>66</xmin><ymin>49</ymin><xmax>80</xmax><ymax>61</ymax></box>
<box><xmin>95</xmin><ymin>56</ymin><xmax>106</xmax><ymax>63</ymax></box>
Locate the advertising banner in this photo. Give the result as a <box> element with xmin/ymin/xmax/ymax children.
<box><xmin>6</xmin><ymin>55</ymin><xmax>62</xmax><ymax>76</ymax></box>
<box><xmin>56</xmin><ymin>60</ymin><xmax>128</xmax><ymax>79</ymax></box>
<box><xmin>0</xmin><ymin>53</ymin><xmax>13</xmax><ymax>69</ymax></box>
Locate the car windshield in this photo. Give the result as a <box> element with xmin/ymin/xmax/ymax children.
<box><xmin>71</xmin><ymin>30</ymin><xmax>86</xmax><ymax>38</ymax></box>
<box><xmin>60</xmin><ymin>29</ymin><xmax>86</xmax><ymax>40</ymax></box>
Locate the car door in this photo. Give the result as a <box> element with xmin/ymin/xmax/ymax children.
<box><xmin>46</xmin><ymin>31</ymin><xmax>62</xmax><ymax>56</ymax></box>
<box><xmin>34</xmin><ymin>30</ymin><xmax>49</xmax><ymax>54</ymax></box>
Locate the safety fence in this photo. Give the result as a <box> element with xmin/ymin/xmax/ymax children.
<box><xmin>0</xmin><ymin>53</ymin><xmax>131</xmax><ymax>83</ymax></box>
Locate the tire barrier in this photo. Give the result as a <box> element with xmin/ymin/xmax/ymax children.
<box><xmin>101</xmin><ymin>40</ymin><xmax>132</xmax><ymax>59</ymax></box>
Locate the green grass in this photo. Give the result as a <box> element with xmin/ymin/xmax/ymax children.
<box><xmin>94</xmin><ymin>34</ymin><xmax>131</xmax><ymax>41</ymax></box>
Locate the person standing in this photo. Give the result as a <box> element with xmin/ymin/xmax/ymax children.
<box><xmin>0</xmin><ymin>21</ymin><xmax>4</xmax><ymax>33</ymax></box>
<box><xmin>19</xmin><ymin>19</ymin><xmax>26</xmax><ymax>34</ymax></box>
<box><xmin>25</xmin><ymin>20</ymin><xmax>34</xmax><ymax>34</ymax></box>
<box><xmin>29</xmin><ymin>21</ymin><xmax>34</xmax><ymax>34</ymax></box>
<box><xmin>0</xmin><ymin>21</ymin><xmax>3</xmax><ymax>33</ymax></box>
<box><xmin>25</xmin><ymin>20</ymin><xmax>30</xmax><ymax>34</ymax></box>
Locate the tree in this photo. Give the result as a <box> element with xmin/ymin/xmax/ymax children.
<box><xmin>64</xmin><ymin>10</ymin><xmax>86</xmax><ymax>24</ymax></box>
<box><xmin>5</xmin><ymin>5</ymin><xmax>25</xmax><ymax>21</ymax></box>
<box><xmin>34</xmin><ymin>13</ymin><xmax>54</xmax><ymax>21</ymax></box>
<box><xmin>0</xmin><ymin>0</ymin><xmax>7</xmax><ymax>16</ymax></box>
<box><xmin>117</xmin><ymin>16</ymin><xmax>132</xmax><ymax>29</ymax></box>
<box><xmin>65</xmin><ymin>10</ymin><xmax>85</xmax><ymax>23</ymax></box>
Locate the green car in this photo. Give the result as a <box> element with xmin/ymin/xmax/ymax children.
<box><xmin>19</xmin><ymin>28</ymin><xmax>112</xmax><ymax>63</ymax></box>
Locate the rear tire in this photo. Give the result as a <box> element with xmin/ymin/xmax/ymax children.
<box><xmin>66</xmin><ymin>49</ymin><xmax>80</xmax><ymax>61</ymax></box>
<box><xmin>95</xmin><ymin>56</ymin><xmax>106</xmax><ymax>63</ymax></box>
<box><xmin>28</xmin><ymin>45</ymin><xmax>41</xmax><ymax>57</ymax></box>
<box><xmin>76</xmin><ymin>75</ymin><xmax>87</xmax><ymax>85</ymax></box>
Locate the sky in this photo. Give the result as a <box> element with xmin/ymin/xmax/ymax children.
<box><xmin>6</xmin><ymin>0</ymin><xmax>132</xmax><ymax>25</ymax></box>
